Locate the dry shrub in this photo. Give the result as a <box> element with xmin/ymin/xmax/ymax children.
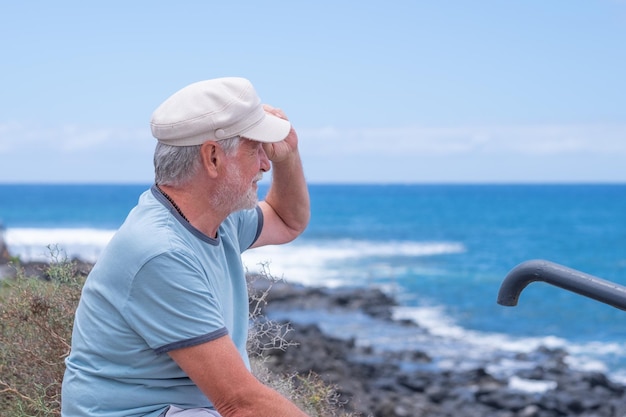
<box><xmin>0</xmin><ymin>248</ymin><xmax>85</xmax><ymax>416</ymax></box>
<box><xmin>247</xmin><ymin>263</ymin><xmax>358</xmax><ymax>417</ymax></box>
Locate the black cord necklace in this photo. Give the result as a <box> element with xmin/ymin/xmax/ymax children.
<box><xmin>156</xmin><ymin>184</ymin><xmax>189</xmax><ymax>222</ymax></box>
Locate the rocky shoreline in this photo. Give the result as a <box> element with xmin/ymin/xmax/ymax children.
<box><xmin>3</xmin><ymin>244</ymin><xmax>626</xmax><ymax>416</ymax></box>
<box><xmin>251</xmin><ymin>278</ymin><xmax>626</xmax><ymax>417</ymax></box>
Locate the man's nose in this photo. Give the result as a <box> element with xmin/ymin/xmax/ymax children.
<box><xmin>259</xmin><ymin>146</ymin><xmax>271</xmax><ymax>172</ymax></box>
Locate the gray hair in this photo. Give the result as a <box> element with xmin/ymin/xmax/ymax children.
<box><xmin>154</xmin><ymin>136</ymin><xmax>241</xmax><ymax>186</ymax></box>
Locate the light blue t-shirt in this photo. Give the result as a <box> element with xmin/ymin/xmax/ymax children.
<box><xmin>61</xmin><ymin>186</ymin><xmax>263</xmax><ymax>417</ymax></box>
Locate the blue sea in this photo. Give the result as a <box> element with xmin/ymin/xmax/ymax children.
<box><xmin>2</xmin><ymin>183</ymin><xmax>626</xmax><ymax>386</ymax></box>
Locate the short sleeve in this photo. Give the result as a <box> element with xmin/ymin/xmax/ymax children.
<box><xmin>124</xmin><ymin>251</ymin><xmax>227</xmax><ymax>353</ymax></box>
<box><xmin>229</xmin><ymin>206</ymin><xmax>264</xmax><ymax>252</ymax></box>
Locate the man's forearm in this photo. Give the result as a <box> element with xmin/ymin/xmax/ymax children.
<box><xmin>218</xmin><ymin>383</ymin><xmax>309</xmax><ymax>417</ymax></box>
<box><xmin>265</xmin><ymin>150</ymin><xmax>310</xmax><ymax>235</ymax></box>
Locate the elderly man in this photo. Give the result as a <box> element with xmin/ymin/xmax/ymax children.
<box><xmin>61</xmin><ymin>77</ymin><xmax>310</xmax><ymax>417</ymax></box>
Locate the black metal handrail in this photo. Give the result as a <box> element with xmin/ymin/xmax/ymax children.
<box><xmin>498</xmin><ymin>259</ymin><xmax>626</xmax><ymax>311</ymax></box>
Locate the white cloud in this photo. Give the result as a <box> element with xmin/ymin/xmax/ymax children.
<box><xmin>1</xmin><ymin>121</ymin><xmax>624</xmax><ymax>183</ymax></box>
<box><xmin>3</xmin><ymin>122</ymin><xmax>624</xmax><ymax>158</ymax></box>
<box><xmin>299</xmin><ymin>124</ymin><xmax>626</xmax><ymax>156</ymax></box>
<box><xmin>0</xmin><ymin>122</ymin><xmax>22</xmax><ymax>153</ymax></box>
<box><xmin>0</xmin><ymin>122</ymin><xmax>152</xmax><ymax>154</ymax></box>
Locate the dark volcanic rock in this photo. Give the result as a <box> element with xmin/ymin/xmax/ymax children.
<box><xmin>250</xmin><ymin>277</ymin><xmax>626</xmax><ymax>417</ymax></box>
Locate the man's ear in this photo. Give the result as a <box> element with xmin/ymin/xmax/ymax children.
<box><xmin>200</xmin><ymin>141</ymin><xmax>221</xmax><ymax>178</ymax></box>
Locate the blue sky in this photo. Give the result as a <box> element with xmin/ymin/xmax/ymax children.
<box><xmin>1</xmin><ymin>1</ymin><xmax>625</xmax><ymax>184</ymax></box>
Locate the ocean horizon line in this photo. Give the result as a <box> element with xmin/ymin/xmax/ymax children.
<box><xmin>1</xmin><ymin>181</ymin><xmax>625</xmax><ymax>187</ymax></box>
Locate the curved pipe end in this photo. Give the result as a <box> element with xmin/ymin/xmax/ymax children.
<box><xmin>497</xmin><ymin>259</ymin><xmax>626</xmax><ymax>311</ymax></box>
<box><xmin>497</xmin><ymin>259</ymin><xmax>547</xmax><ymax>307</ymax></box>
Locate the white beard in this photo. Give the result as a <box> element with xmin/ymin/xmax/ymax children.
<box><xmin>213</xmin><ymin>165</ymin><xmax>261</xmax><ymax>213</ymax></box>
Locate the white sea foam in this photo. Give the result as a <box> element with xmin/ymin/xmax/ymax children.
<box><xmin>391</xmin><ymin>304</ymin><xmax>626</xmax><ymax>382</ymax></box>
<box><xmin>4</xmin><ymin>228</ymin><xmax>465</xmax><ymax>284</ymax></box>
<box><xmin>394</xmin><ymin>305</ymin><xmax>569</xmax><ymax>353</ymax></box>
<box><xmin>508</xmin><ymin>376</ymin><xmax>557</xmax><ymax>393</ymax></box>
<box><xmin>271</xmin><ymin>303</ymin><xmax>625</xmax><ymax>386</ymax></box>
<box><xmin>4</xmin><ymin>227</ymin><xmax>115</xmax><ymax>263</ymax></box>
<box><xmin>242</xmin><ymin>239</ymin><xmax>466</xmax><ymax>287</ymax></box>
